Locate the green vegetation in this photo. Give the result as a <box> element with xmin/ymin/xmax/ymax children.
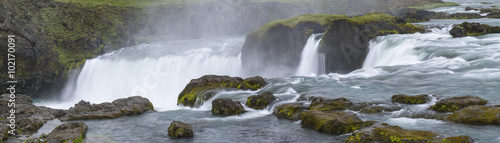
<box><xmin>409</xmin><ymin>2</ymin><xmax>460</xmax><ymax>10</ymax></box>
<box><xmin>391</xmin><ymin>94</ymin><xmax>428</xmax><ymax>104</ymax></box>
<box><xmin>346</xmin><ymin>13</ymin><xmax>396</xmax><ymax>25</ymax></box>
<box><xmin>250</xmin><ymin>14</ymin><xmax>349</xmax><ymax>39</ymax></box>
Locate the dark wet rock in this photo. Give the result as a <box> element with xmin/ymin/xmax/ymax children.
<box><xmin>300</xmin><ymin>110</ymin><xmax>373</xmax><ymax>134</ymax></box>
<box><xmin>309</xmin><ymin>97</ymin><xmax>353</xmax><ymax>111</ymax></box>
<box><xmin>345</xmin><ymin>123</ymin><xmax>474</xmax><ymax>142</ymax></box>
<box><xmin>273</xmin><ymin>103</ymin><xmax>303</xmax><ymax>120</ymax></box>
<box><xmin>349</xmin><ymin>102</ymin><xmax>401</xmax><ymax>114</ymax></box>
<box><xmin>178</xmin><ymin>75</ymin><xmax>266</xmax><ymax>108</ymax></box>
<box><xmin>430</xmin><ymin>95</ymin><xmax>488</xmax><ymax>112</ymax></box>
<box><xmin>399</xmin><ymin>8</ymin><xmax>449</xmax><ymax>22</ymax></box>
<box><xmin>0</xmin><ymin>122</ymin><xmax>8</xmax><ymax>141</ymax></box>
<box><xmin>443</xmin><ymin>135</ymin><xmax>475</xmax><ymax>143</ymax></box>
<box><xmin>480</xmin><ymin>8</ymin><xmax>500</xmax><ymax>14</ymax></box>
<box><xmin>446</xmin><ymin>105</ymin><xmax>500</xmax><ymax>125</ymax></box>
<box><xmin>211</xmin><ymin>98</ymin><xmax>246</xmax><ymax>116</ymax></box>
<box><xmin>320</xmin><ymin>13</ymin><xmax>424</xmax><ymax>74</ymax></box>
<box><xmin>59</xmin><ymin>96</ymin><xmax>155</xmax><ymax>121</ymax></box>
<box><xmin>0</xmin><ymin>94</ymin><xmax>65</xmax><ymax>135</ymax></box>
<box><xmin>24</xmin><ymin>137</ymin><xmax>42</xmax><ymax>143</ymax></box>
<box><xmin>168</xmin><ymin>121</ymin><xmax>194</xmax><ymax>139</ymax></box>
<box><xmin>449</xmin><ymin>22</ymin><xmax>500</xmax><ymax>37</ymax></box>
<box><xmin>449</xmin><ymin>13</ymin><xmax>482</xmax><ymax>19</ymax></box>
<box><xmin>488</xmin><ymin>11</ymin><xmax>500</xmax><ymax>18</ymax></box>
<box><xmin>246</xmin><ymin>91</ymin><xmax>277</xmax><ymax>110</ymax></box>
<box><xmin>465</xmin><ymin>6</ymin><xmax>479</xmax><ymax>11</ymax></box>
<box><xmin>480</xmin><ymin>2</ymin><xmax>493</xmax><ymax>4</ymax></box>
<box><xmin>297</xmin><ymin>94</ymin><xmax>308</xmax><ymax>101</ymax></box>
<box><xmin>392</xmin><ymin>94</ymin><xmax>429</xmax><ymax>104</ymax></box>
<box><xmin>42</xmin><ymin>121</ymin><xmax>87</xmax><ymax>143</ymax></box>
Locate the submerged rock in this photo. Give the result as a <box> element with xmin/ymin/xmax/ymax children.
<box><xmin>178</xmin><ymin>75</ymin><xmax>266</xmax><ymax>108</ymax></box>
<box><xmin>168</xmin><ymin>121</ymin><xmax>194</xmax><ymax>138</ymax></box>
<box><xmin>42</xmin><ymin>121</ymin><xmax>88</xmax><ymax>143</ymax></box>
<box><xmin>446</xmin><ymin>105</ymin><xmax>500</xmax><ymax>125</ymax></box>
<box><xmin>391</xmin><ymin>94</ymin><xmax>429</xmax><ymax>104</ymax></box>
<box><xmin>449</xmin><ymin>22</ymin><xmax>500</xmax><ymax>37</ymax></box>
<box><xmin>273</xmin><ymin>103</ymin><xmax>303</xmax><ymax>120</ymax></box>
<box><xmin>345</xmin><ymin>123</ymin><xmax>474</xmax><ymax>143</ymax></box>
<box><xmin>300</xmin><ymin>110</ymin><xmax>367</xmax><ymax>134</ymax></box>
<box><xmin>60</xmin><ymin>96</ymin><xmax>155</xmax><ymax>121</ymax></box>
<box><xmin>308</xmin><ymin>97</ymin><xmax>353</xmax><ymax>111</ymax></box>
<box><xmin>246</xmin><ymin>91</ymin><xmax>276</xmax><ymax>110</ymax></box>
<box><xmin>211</xmin><ymin>98</ymin><xmax>246</xmax><ymax>116</ymax></box>
<box><xmin>429</xmin><ymin>95</ymin><xmax>488</xmax><ymax>112</ymax></box>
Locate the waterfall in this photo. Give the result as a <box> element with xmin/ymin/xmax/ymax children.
<box><xmin>296</xmin><ymin>34</ymin><xmax>325</xmax><ymax>76</ymax></box>
<box><xmin>55</xmin><ymin>38</ymin><xmax>245</xmax><ymax>111</ymax></box>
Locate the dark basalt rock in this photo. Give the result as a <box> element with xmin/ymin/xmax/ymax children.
<box><xmin>42</xmin><ymin>121</ymin><xmax>88</xmax><ymax>143</ymax></box>
<box><xmin>0</xmin><ymin>94</ymin><xmax>65</xmax><ymax>135</ymax></box>
<box><xmin>449</xmin><ymin>13</ymin><xmax>482</xmax><ymax>19</ymax></box>
<box><xmin>399</xmin><ymin>8</ymin><xmax>449</xmax><ymax>22</ymax></box>
<box><xmin>320</xmin><ymin>13</ymin><xmax>424</xmax><ymax>74</ymax></box>
<box><xmin>449</xmin><ymin>22</ymin><xmax>500</xmax><ymax>37</ymax></box>
<box><xmin>211</xmin><ymin>98</ymin><xmax>246</xmax><ymax>116</ymax></box>
<box><xmin>345</xmin><ymin>123</ymin><xmax>474</xmax><ymax>142</ymax></box>
<box><xmin>246</xmin><ymin>91</ymin><xmax>277</xmax><ymax>110</ymax></box>
<box><xmin>178</xmin><ymin>75</ymin><xmax>266</xmax><ymax>108</ymax></box>
<box><xmin>465</xmin><ymin>6</ymin><xmax>479</xmax><ymax>11</ymax></box>
<box><xmin>391</xmin><ymin>94</ymin><xmax>429</xmax><ymax>104</ymax></box>
<box><xmin>429</xmin><ymin>95</ymin><xmax>488</xmax><ymax>112</ymax></box>
<box><xmin>59</xmin><ymin>96</ymin><xmax>155</xmax><ymax>121</ymax></box>
<box><xmin>308</xmin><ymin>97</ymin><xmax>353</xmax><ymax>111</ymax></box>
<box><xmin>300</xmin><ymin>110</ymin><xmax>373</xmax><ymax>134</ymax></box>
<box><xmin>168</xmin><ymin>121</ymin><xmax>194</xmax><ymax>138</ymax></box>
<box><xmin>446</xmin><ymin>105</ymin><xmax>500</xmax><ymax>125</ymax></box>
<box><xmin>273</xmin><ymin>103</ymin><xmax>303</xmax><ymax>120</ymax></box>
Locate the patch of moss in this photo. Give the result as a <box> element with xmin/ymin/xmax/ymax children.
<box><xmin>374</xmin><ymin>125</ymin><xmax>437</xmax><ymax>142</ymax></box>
<box><xmin>409</xmin><ymin>2</ymin><xmax>460</xmax><ymax>10</ymax></box>
<box><xmin>392</xmin><ymin>94</ymin><xmax>428</xmax><ymax>104</ymax></box>
<box><xmin>72</xmin><ymin>134</ymin><xmax>84</xmax><ymax>143</ymax></box>
<box><xmin>346</xmin><ymin>13</ymin><xmax>396</xmax><ymax>25</ymax></box>
<box><xmin>446</xmin><ymin>105</ymin><xmax>500</xmax><ymax>125</ymax></box>
<box><xmin>249</xmin><ymin>14</ymin><xmax>349</xmax><ymax>39</ymax></box>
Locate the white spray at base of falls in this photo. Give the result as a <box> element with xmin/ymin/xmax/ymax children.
<box><xmin>296</xmin><ymin>34</ymin><xmax>325</xmax><ymax>76</ymax></box>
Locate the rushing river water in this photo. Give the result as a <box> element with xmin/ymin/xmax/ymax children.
<box><xmin>27</xmin><ymin>0</ymin><xmax>500</xmax><ymax>142</ymax></box>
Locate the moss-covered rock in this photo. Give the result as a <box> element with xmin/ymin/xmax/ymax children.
<box><xmin>465</xmin><ymin>7</ymin><xmax>479</xmax><ymax>11</ymax></box>
<box><xmin>448</xmin><ymin>13</ymin><xmax>482</xmax><ymax>19</ymax></box>
<box><xmin>442</xmin><ymin>135</ymin><xmax>475</xmax><ymax>143</ymax></box>
<box><xmin>308</xmin><ymin>97</ymin><xmax>353</xmax><ymax>111</ymax></box>
<box><xmin>273</xmin><ymin>103</ymin><xmax>303</xmax><ymax>120</ymax></box>
<box><xmin>392</xmin><ymin>94</ymin><xmax>429</xmax><ymax>104</ymax></box>
<box><xmin>246</xmin><ymin>91</ymin><xmax>277</xmax><ymax>110</ymax></box>
<box><xmin>59</xmin><ymin>96</ymin><xmax>155</xmax><ymax>121</ymax></box>
<box><xmin>0</xmin><ymin>122</ymin><xmax>8</xmax><ymax>141</ymax></box>
<box><xmin>320</xmin><ymin>13</ymin><xmax>425</xmax><ymax>74</ymax></box>
<box><xmin>168</xmin><ymin>121</ymin><xmax>194</xmax><ymax>139</ymax></box>
<box><xmin>480</xmin><ymin>8</ymin><xmax>500</xmax><ymax>14</ymax></box>
<box><xmin>42</xmin><ymin>121</ymin><xmax>88</xmax><ymax>143</ymax></box>
<box><xmin>299</xmin><ymin>110</ymin><xmax>366</xmax><ymax>134</ymax></box>
<box><xmin>445</xmin><ymin>105</ymin><xmax>500</xmax><ymax>125</ymax></box>
<box><xmin>429</xmin><ymin>95</ymin><xmax>488</xmax><ymax>112</ymax></box>
<box><xmin>345</xmin><ymin>123</ymin><xmax>474</xmax><ymax>143</ymax></box>
<box><xmin>178</xmin><ymin>75</ymin><xmax>266</xmax><ymax>108</ymax></box>
<box><xmin>349</xmin><ymin>102</ymin><xmax>402</xmax><ymax>114</ymax></box>
<box><xmin>449</xmin><ymin>22</ymin><xmax>500</xmax><ymax>38</ymax></box>
<box><xmin>488</xmin><ymin>11</ymin><xmax>500</xmax><ymax>18</ymax></box>
<box><xmin>211</xmin><ymin>98</ymin><xmax>246</xmax><ymax>116</ymax></box>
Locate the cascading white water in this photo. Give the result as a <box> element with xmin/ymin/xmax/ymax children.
<box><xmin>296</xmin><ymin>34</ymin><xmax>325</xmax><ymax>76</ymax></box>
<box><xmin>52</xmin><ymin>38</ymin><xmax>245</xmax><ymax>111</ymax></box>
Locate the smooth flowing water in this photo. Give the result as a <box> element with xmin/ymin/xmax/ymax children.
<box><xmin>32</xmin><ymin>0</ymin><xmax>500</xmax><ymax>142</ymax></box>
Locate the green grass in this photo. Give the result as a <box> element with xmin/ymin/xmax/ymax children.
<box><xmin>346</xmin><ymin>13</ymin><xmax>396</xmax><ymax>25</ymax></box>
<box><xmin>55</xmin><ymin>0</ymin><xmax>217</xmax><ymax>7</ymax></box>
<box><xmin>409</xmin><ymin>2</ymin><xmax>460</xmax><ymax>10</ymax></box>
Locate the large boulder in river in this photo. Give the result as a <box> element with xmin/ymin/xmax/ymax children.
<box><xmin>300</xmin><ymin>110</ymin><xmax>371</xmax><ymax>134</ymax></box>
<box><xmin>392</xmin><ymin>94</ymin><xmax>429</xmax><ymax>104</ymax></box>
<box><xmin>308</xmin><ymin>97</ymin><xmax>353</xmax><ymax>111</ymax></box>
<box><xmin>0</xmin><ymin>94</ymin><xmax>65</xmax><ymax>135</ymax></box>
<box><xmin>168</xmin><ymin>121</ymin><xmax>194</xmax><ymax>138</ymax></box>
<box><xmin>449</xmin><ymin>22</ymin><xmax>500</xmax><ymax>37</ymax></box>
<box><xmin>60</xmin><ymin>96</ymin><xmax>155</xmax><ymax>121</ymax></box>
<box><xmin>349</xmin><ymin>102</ymin><xmax>401</xmax><ymax>114</ymax></box>
<box><xmin>42</xmin><ymin>121</ymin><xmax>88</xmax><ymax>143</ymax></box>
<box><xmin>211</xmin><ymin>98</ymin><xmax>246</xmax><ymax>116</ymax></box>
<box><xmin>246</xmin><ymin>91</ymin><xmax>276</xmax><ymax>110</ymax></box>
<box><xmin>429</xmin><ymin>95</ymin><xmax>488</xmax><ymax>112</ymax></box>
<box><xmin>178</xmin><ymin>75</ymin><xmax>267</xmax><ymax>108</ymax></box>
<box><xmin>320</xmin><ymin>13</ymin><xmax>424</xmax><ymax>74</ymax></box>
<box><xmin>273</xmin><ymin>103</ymin><xmax>303</xmax><ymax>120</ymax></box>
<box><xmin>345</xmin><ymin>123</ymin><xmax>474</xmax><ymax>142</ymax></box>
<box><xmin>446</xmin><ymin>105</ymin><xmax>500</xmax><ymax>125</ymax></box>
<box><xmin>241</xmin><ymin>14</ymin><xmax>349</xmax><ymax>76</ymax></box>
